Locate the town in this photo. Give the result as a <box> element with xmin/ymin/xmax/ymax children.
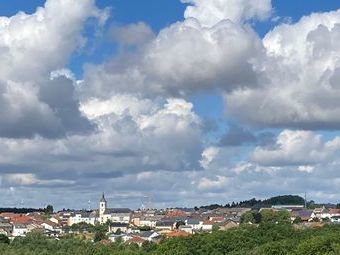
<box><xmin>0</xmin><ymin>194</ymin><xmax>339</xmax><ymax>246</ymax></box>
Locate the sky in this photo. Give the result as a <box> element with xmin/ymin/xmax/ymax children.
<box><xmin>0</xmin><ymin>0</ymin><xmax>340</xmax><ymax>210</ymax></box>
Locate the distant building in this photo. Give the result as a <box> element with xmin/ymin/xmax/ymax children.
<box><xmin>68</xmin><ymin>211</ymin><xmax>96</xmax><ymax>226</ymax></box>
<box><xmin>271</xmin><ymin>205</ymin><xmax>305</xmax><ymax>211</ymax></box>
<box><xmin>98</xmin><ymin>193</ymin><xmax>132</xmax><ymax>224</ymax></box>
<box><xmin>109</xmin><ymin>222</ymin><xmax>129</xmax><ymax>233</ymax></box>
<box><xmin>12</xmin><ymin>224</ymin><xmax>29</xmax><ymax>237</ymax></box>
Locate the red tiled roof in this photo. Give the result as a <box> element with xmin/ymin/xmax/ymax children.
<box><xmin>203</xmin><ymin>220</ymin><xmax>214</xmax><ymax>225</ymax></box>
<box><xmin>166</xmin><ymin>230</ymin><xmax>191</xmax><ymax>238</ymax></box>
<box><xmin>329</xmin><ymin>209</ymin><xmax>340</xmax><ymax>215</ymax></box>
<box><xmin>126</xmin><ymin>236</ymin><xmax>145</xmax><ymax>244</ymax></box>
<box><xmin>0</xmin><ymin>213</ymin><xmax>33</xmax><ymax>224</ymax></box>
<box><xmin>166</xmin><ymin>210</ymin><xmax>188</xmax><ymax>218</ymax></box>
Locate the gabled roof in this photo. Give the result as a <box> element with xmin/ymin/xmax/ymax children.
<box><xmin>104</xmin><ymin>208</ymin><xmax>131</xmax><ymax>214</ymax></box>
<box><xmin>329</xmin><ymin>209</ymin><xmax>340</xmax><ymax>215</ymax></box>
<box><xmin>110</xmin><ymin>222</ymin><xmax>129</xmax><ymax>227</ymax></box>
<box><xmin>156</xmin><ymin>221</ymin><xmax>174</xmax><ymax>227</ymax></box>
<box><xmin>138</xmin><ymin>231</ymin><xmax>155</xmax><ymax>238</ymax></box>
<box><xmin>126</xmin><ymin>236</ymin><xmax>145</xmax><ymax>245</ymax></box>
<box><xmin>186</xmin><ymin>218</ymin><xmax>200</xmax><ymax>225</ymax></box>
<box><xmin>293</xmin><ymin>209</ymin><xmax>313</xmax><ymax>219</ymax></box>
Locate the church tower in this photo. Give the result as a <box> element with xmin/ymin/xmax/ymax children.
<box><xmin>99</xmin><ymin>193</ymin><xmax>107</xmax><ymax>218</ymax></box>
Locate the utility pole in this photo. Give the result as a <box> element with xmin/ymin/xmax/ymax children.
<box><xmin>304</xmin><ymin>192</ymin><xmax>307</xmax><ymax>208</ymax></box>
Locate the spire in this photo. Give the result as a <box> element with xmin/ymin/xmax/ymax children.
<box><xmin>100</xmin><ymin>192</ymin><xmax>107</xmax><ymax>203</ymax></box>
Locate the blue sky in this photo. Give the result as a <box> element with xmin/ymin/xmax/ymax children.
<box><xmin>1</xmin><ymin>0</ymin><xmax>340</xmax><ymax>209</ymax></box>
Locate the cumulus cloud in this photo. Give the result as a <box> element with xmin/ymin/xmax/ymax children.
<box><xmin>225</xmin><ymin>9</ymin><xmax>340</xmax><ymax>130</ymax></box>
<box><xmin>0</xmin><ymin>0</ymin><xmax>107</xmax><ymax>138</ymax></box>
<box><xmin>3</xmin><ymin>0</ymin><xmax>340</xmax><ymax>208</ymax></box>
<box><xmin>200</xmin><ymin>146</ymin><xmax>220</xmax><ymax>169</ymax></box>
<box><xmin>181</xmin><ymin>0</ymin><xmax>272</xmax><ymax>26</ymax></box>
<box><xmin>81</xmin><ymin>9</ymin><xmax>264</xmax><ymax>98</ymax></box>
<box><xmin>0</xmin><ymin>97</ymin><xmax>204</xmax><ymax>191</ymax></box>
<box><xmin>110</xmin><ymin>22</ymin><xmax>155</xmax><ymax>46</ymax></box>
<box><xmin>252</xmin><ymin>130</ymin><xmax>340</xmax><ymax>167</ymax></box>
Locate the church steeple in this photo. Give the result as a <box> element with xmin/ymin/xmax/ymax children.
<box><xmin>100</xmin><ymin>192</ymin><xmax>107</xmax><ymax>203</ymax></box>
<box><xmin>99</xmin><ymin>193</ymin><xmax>107</xmax><ymax>219</ymax></box>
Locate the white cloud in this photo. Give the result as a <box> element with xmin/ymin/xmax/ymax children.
<box><xmin>181</xmin><ymin>0</ymin><xmax>272</xmax><ymax>27</ymax></box>
<box><xmin>252</xmin><ymin>130</ymin><xmax>340</xmax><ymax>167</ymax></box>
<box><xmin>82</xmin><ymin>13</ymin><xmax>263</xmax><ymax>98</ymax></box>
<box><xmin>0</xmin><ymin>0</ymin><xmax>107</xmax><ymax>138</ymax></box>
<box><xmin>110</xmin><ymin>22</ymin><xmax>155</xmax><ymax>46</ymax></box>
<box><xmin>197</xmin><ymin>175</ymin><xmax>229</xmax><ymax>190</ymax></box>
<box><xmin>0</xmin><ymin>0</ymin><xmax>106</xmax><ymax>82</ymax></box>
<box><xmin>200</xmin><ymin>146</ymin><xmax>220</xmax><ymax>169</ymax></box>
<box><xmin>2</xmin><ymin>174</ymin><xmax>75</xmax><ymax>187</ymax></box>
<box><xmin>225</xmin><ymin>9</ymin><xmax>340</xmax><ymax>129</ymax></box>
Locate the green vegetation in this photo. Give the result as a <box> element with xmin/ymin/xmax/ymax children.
<box><xmin>45</xmin><ymin>205</ymin><xmax>54</xmax><ymax>215</ymax></box>
<box><xmin>0</xmin><ymin>224</ymin><xmax>340</xmax><ymax>254</ymax></box>
<box><xmin>241</xmin><ymin>209</ymin><xmax>291</xmax><ymax>224</ymax></box>
<box><xmin>0</xmin><ymin>234</ymin><xmax>9</xmax><ymax>244</ymax></box>
<box><xmin>201</xmin><ymin>195</ymin><xmax>306</xmax><ymax>210</ymax></box>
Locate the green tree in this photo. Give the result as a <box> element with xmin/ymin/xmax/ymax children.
<box><xmin>176</xmin><ymin>221</ymin><xmax>186</xmax><ymax>229</ymax></box>
<box><xmin>241</xmin><ymin>211</ymin><xmax>255</xmax><ymax>224</ymax></box>
<box><xmin>293</xmin><ymin>216</ymin><xmax>303</xmax><ymax>224</ymax></box>
<box><xmin>45</xmin><ymin>204</ymin><xmax>54</xmax><ymax>214</ymax></box>
<box><xmin>0</xmin><ymin>234</ymin><xmax>10</xmax><ymax>244</ymax></box>
<box><xmin>93</xmin><ymin>231</ymin><xmax>106</xmax><ymax>242</ymax></box>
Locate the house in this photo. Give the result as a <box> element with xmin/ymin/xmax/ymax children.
<box><xmin>139</xmin><ymin>216</ymin><xmax>162</xmax><ymax>228</ymax></box>
<box><xmin>272</xmin><ymin>205</ymin><xmax>305</xmax><ymax>211</ymax></box>
<box><xmin>291</xmin><ymin>209</ymin><xmax>313</xmax><ymax>222</ymax></box>
<box><xmin>179</xmin><ymin>225</ymin><xmax>193</xmax><ymax>234</ymax></box>
<box><xmin>186</xmin><ymin>218</ymin><xmax>203</xmax><ymax>230</ymax></box>
<box><xmin>44</xmin><ymin>229</ymin><xmax>60</xmax><ymax>238</ymax></box>
<box><xmin>68</xmin><ymin>211</ymin><xmax>96</xmax><ymax>226</ymax></box>
<box><xmin>155</xmin><ymin>221</ymin><xmax>174</xmax><ymax>231</ymax></box>
<box><xmin>218</xmin><ymin>219</ymin><xmax>239</xmax><ymax>231</ymax></box>
<box><xmin>166</xmin><ymin>209</ymin><xmax>189</xmax><ymax>218</ymax></box>
<box><xmin>137</xmin><ymin>231</ymin><xmax>161</xmax><ymax>242</ymax></box>
<box><xmin>0</xmin><ymin>218</ymin><xmax>13</xmax><ymax>236</ymax></box>
<box><xmin>0</xmin><ymin>222</ymin><xmax>12</xmax><ymax>236</ymax></box>
<box><xmin>201</xmin><ymin>221</ymin><xmax>214</xmax><ymax>231</ymax></box>
<box><xmin>12</xmin><ymin>224</ymin><xmax>29</xmax><ymax>237</ymax></box>
<box><xmin>109</xmin><ymin>222</ymin><xmax>129</xmax><ymax>233</ymax></box>
<box><xmin>310</xmin><ymin>207</ymin><xmax>332</xmax><ymax>220</ymax></box>
<box><xmin>209</xmin><ymin>216</ymin><xmax>225</xmax><ymax>223</ymax></box>
<box><xmin>55</xmin><ymin>211</ymin><xmax>73</xmax><ymax>226</ymax></box>
<box><xmin>329</xmin><ymin>209</ymin><xmax>340</xmax><ymax>217</ymax></box>
<box><xmin>331</xmin><ymin>216</ymin><xmax>340</xmax><ymax>223</ymax></box>
<box><xmin>0</xmin><ymin>213</ymin><xmax>33</xmax><ymax>225</ymax></box>
<box><xmin>126</xmin><ymin>236</ymin><xmax>145</xmax><ymax>247</ymax></box>
<box><xmin>40</xmin><ymin>220</ymin><xmax>63</xmax><ymax>233</ymax></box>
<box><xmin>108</xmin><ymin>233</ymin><xmax>131</xmax><ymax>243</ymax></box>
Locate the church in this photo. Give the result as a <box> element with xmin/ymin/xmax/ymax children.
<box><xmin>98</xmin><ymin>193</ymin><xmax>132</xmax><ymax>224</ymax></box>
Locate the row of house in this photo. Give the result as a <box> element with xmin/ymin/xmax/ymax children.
<box><xmin>0</xmin><ymin>212</ymin><xmax>62</xmax><ymax>238</ymax></box>
<box><xmin>291</xmin><ymin>207</ymin><xmax>340</xmax><ymax>223</ymax></box>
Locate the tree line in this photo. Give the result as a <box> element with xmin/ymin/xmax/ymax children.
<box><xmin>1</xmin><ymin>217</ymin><xmax>340</xmax><ymax>254</ymax></box>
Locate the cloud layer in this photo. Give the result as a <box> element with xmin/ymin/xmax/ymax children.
<box><xmin>1</xmin><ymin>0</ymin><xmax>340</xmax><ymax>209</ymax></box>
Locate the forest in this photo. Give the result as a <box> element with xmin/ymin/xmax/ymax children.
<box><xmin>0</xmin><ymin>223</ymin><xmax>340</xmax><ymax>255</ymax></box>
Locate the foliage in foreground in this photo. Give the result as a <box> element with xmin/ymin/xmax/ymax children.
<box><xmin>0</xmin><ymin>224</ymin><xmax>340</xmax><ymax>255</ymax></box>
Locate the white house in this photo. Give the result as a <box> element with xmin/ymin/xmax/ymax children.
<box><xmin>139</xmin><ymin>216</ymin><xmax>162</xmax><ymax>228</ymax></box>
<box><xmin>12</xmin><ymin>224</ymin><xmax>29</xmax><ymax>237</ymax></box>
<box><xmin>68</xmin><ymin>211</ymin><xmax>96</xmax><ymax>226</ymax></box>
<box><xmin>109</xmin><ymin>223</ymin><xmax>129</xmax><ymax>233</ymax></box>
<box><xmin>186</xmin><ymin>218</ymin><xmax>203</xmax><ymax>230</ymax></box>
